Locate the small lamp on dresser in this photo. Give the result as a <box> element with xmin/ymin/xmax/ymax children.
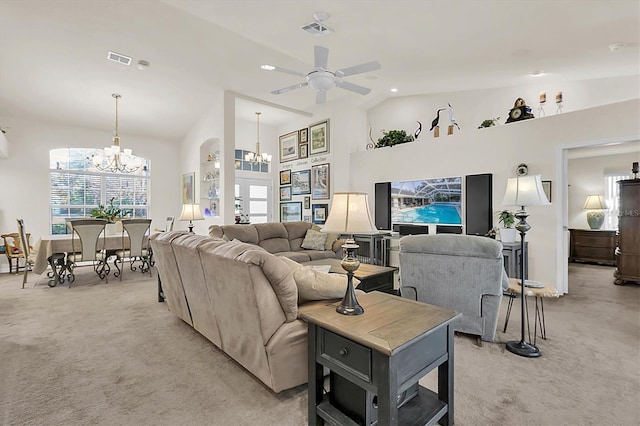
<box><xmin>583</xmin><ymin>195</ymin><xmax>607</xmax><ymax>230</ymax></box>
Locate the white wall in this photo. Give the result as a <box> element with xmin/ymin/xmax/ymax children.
<box><xmin>568</xmin><ymin>152</ymin><xmax>640</xmax><ymax>229</ymax></box>
<box><xmin>0</xmin><ymin>116</ymin><xmax>180</xmax><ymax>272</ymax></box>
<box><xmin>351</xmin><ymin>99</ymin><xmax>639</xmax><ymax>290</ymax></box>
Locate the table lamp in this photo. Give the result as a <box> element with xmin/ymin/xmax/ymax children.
<box><xmin>582</xmin><ymin>195</ymin><xmax>606</xmax><ymax>230</ymax></box>
<box><xmin>502</xmin><ymin>175</ymin><xmax>550</xmax><ymax>358</ymax></box>
<box><xmin>179</xmin><ymin>204</ymin><xmax>204</xmax><ymax>233</ymax></box>
<box><xmin>322</xmin><ymin>192</ymin><xmax>378</xmax><ymax>315</ymax></box>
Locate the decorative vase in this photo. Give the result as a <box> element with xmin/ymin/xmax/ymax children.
<box><xmin>105</xmin><ymin>220</ymin><xmax>123</xmax><ymax>236</ymax></box>
<box><xmin>586</xmin><ymin>211</ymin><xmax>605</xmax><ymax>229</ymax></box>
<box><xmin>499</xmin><ymin>228</ymin><xmax>517</xmax><ymax>243</ymax></box>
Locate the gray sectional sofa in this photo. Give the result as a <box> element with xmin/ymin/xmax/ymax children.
<box><xmin>208</xmin><ymin>221</ymin><xmax>344</xmax><ymax>261</ymax></box>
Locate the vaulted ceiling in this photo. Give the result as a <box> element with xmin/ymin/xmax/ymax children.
<box><xmin>1</xmin><ymin>0</ymin><xmax>638</xmax><ymax>141</ymax></box>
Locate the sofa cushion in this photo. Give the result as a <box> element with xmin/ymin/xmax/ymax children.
<box><xmin>209</xmin><ymin>224</ymin><xmax>259</xmax><ymax>245</ymax></box>
<box><xmin>283</xmin><ymin>221</ymin><xmax>312</xmax><ymax>251</ymax></box>
<box><xmin>306</xmin><ymin>250</ymin><xmax>341</xmax><ymax>261</ymax></box>
<box><xmin>277</xmin><ymin>251</ymin><xmax>312</xmax><ymax>263</ymax></box>
<box><xmin>280</xmin><ymin>257</ymin><xmax>349</xmax><ymax>304</ymax></box>
<box><xmin>311</xmin><ymin>223</ymin><xmax>340</xmax><ymax>251</ymax></box>
<box><xmin>211</xmin><ymin>239</ymin><xmax>298</xmax><ymax>321</ymax></box>
<box><xmin>254</xmin><ymin>222</ymin><xmax>290</xmax><ymax>253</ymax></box>
<box><xmin>301</xmin><ymin>229</ymin><xmax>328</xmax><ymax>251</ymax></box>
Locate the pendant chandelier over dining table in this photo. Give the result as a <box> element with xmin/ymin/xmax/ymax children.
<box><xmin>245</xmin><ymin>112</ymin><xmax>272</xmax><ymax>165</ymax></box>
<box><xmin>90</xmin><ymin>93</ymin><xmax>144</xmax><ymax>173</ymax></box>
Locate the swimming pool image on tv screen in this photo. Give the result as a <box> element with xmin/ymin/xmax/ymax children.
<box><xmin>391</xmin><ymin>177</ymin><xmax>462</xmax><ymax>225</ymax></box>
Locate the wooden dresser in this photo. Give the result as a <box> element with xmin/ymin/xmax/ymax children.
<box><xmin>614</xmin><ymin>179</ymin><xmax>640</xmax><ymax>285</ymax></box>
<box><xmin>569</xmin><ymin>229</ymin><xmax>617</xmax><ymax>266</ymax></box>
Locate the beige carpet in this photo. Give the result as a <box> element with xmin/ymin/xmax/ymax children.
<box><xmin>0</xmin><ymin>263</ymin><xmax>638</xmax><ymax>426</ymax></box>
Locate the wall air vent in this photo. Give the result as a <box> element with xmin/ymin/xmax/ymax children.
<box><xmin>107</xmin><ymin>51</ymin><xmax>132</xmax><ymax>66</ymax></box>
<box><xmin>301</xmin><ymin>21</ymin><xmax>334</xmax><ymax>37</ymax></box>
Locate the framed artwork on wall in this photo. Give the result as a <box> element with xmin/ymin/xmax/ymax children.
<box><xmin>291</xmin><ymin>169</ymin><xmax>311</xmax><ymax>195</ymax></box>
<box><xmin>280</xmin><ymin>186</ymin><xmax>292</xmax><ymax>201</ymax></box>
<box><xmin>309</xmin><ymin>120</ymin><xmax>329</xmax><ymax>155</ymax></box>
<box><xmin>279</xmin><ymin>131</ymin><xmax>299</xmax><ymax>163</ymax></box>
<box><xmin>279</xmin><ymin>169</ymin><xmax>291</xmax><ymax>185</ymax></box>
<box><xmin>182</xmin><ymin>172</ymin><xmax>195</xmax><ymax>204</ymax></box>
<box><xmin>299</xmin><ymin>127</ymin><xmax>308</xmax><ymax>143</ymax></box>
<box><xmin>304</xmin><ymin>196</ymin><xmax>310</xmax><ymax>209</ymax></box>
<box><xmin>312</xmin><ymin>203</ymin><xmax>328</xmax><ymax>225</ymax></box>
<box><xmin>280</xmin><ymin>202</ymin><xmax>302</xmax><ymax>222</ymax></box>
<box><xmin>299</xmin><ymin>144</ymin><xmax>308</xmax><ymax>159</ymax></box>
<box><xmin>311</xmin><ymin>163</ymin><xmax>330</xmax><ymax>199</ymax></box>
<box><xmin>303</xmin><ymin>215</ymin><xmax>311</xmax><ymax>223</ymax></box>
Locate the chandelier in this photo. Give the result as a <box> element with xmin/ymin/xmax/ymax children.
<box><xmin>245</xmin><ymin>112</ymin><xmax>272</xmax><ymax>165</ymax></box>
<box><xmin>89</xmin><ymin>93</ymin><xmax>144</xmax><ymax>173</ymax></box>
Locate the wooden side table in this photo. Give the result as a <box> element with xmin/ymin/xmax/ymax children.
<box><xmin>301</xmin><ymin>291</ymin><xmax>460</xmax><ymax>426</ymax></box>
<box><xmin>503</xmin><ymin>278</ymin><xmax>559</xmax><ymax>345</ymax></box>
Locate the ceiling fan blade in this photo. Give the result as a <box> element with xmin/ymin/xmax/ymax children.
<box><xmin>262</xmin><ymin>65</ymin><xmax>306</xmax><ymax>78</ymax></box>
<box><xmin>314</xmin><ymin>45</ymin><xmax>329</xmax><ymax>69</ymax></box>
<box><xmin>271</xmin><ymin>82</ymin><xmax>308</xmax><ymax>95</ymax></box>
<box><xmin>334</xmin><ymin>61</ymin><xmax>381</xmax><ymax>78</ymax></box>
<box><xmin>316</xmin><ymin>90</ymin><xmax>327</xmax><ymax>104</ymax></box>
<box><xmin>335</xmin><ymin>80</ymin><xmax>371</xmax><ymax>95</ymax></box>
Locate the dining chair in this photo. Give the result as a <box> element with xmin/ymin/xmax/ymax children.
<box><xmin>114</xmin><ymin>219</ymin><xmax>152</xmax><ymax>280</ymax></box>
<box><xmin>15</xmin><ymin>219</ymin><xmax>38</xmax><ymax>288</ymax></box>
<box><xmin>1</xmin><ymin>232</ymin><xmax>31</xmax><ymax>274</ymax></box>
<box><xmin>67</xmin><ymin>219</ymin><xmax>109</xmax><ymax>284</ymax></box>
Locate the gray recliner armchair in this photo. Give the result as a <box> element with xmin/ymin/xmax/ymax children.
<box><xmin>399</xmin><ymin>234</ymin><xmax>509</xmax><ymax>342</ymax></box>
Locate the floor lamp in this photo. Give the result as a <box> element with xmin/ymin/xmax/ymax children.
<box><xmin>501</xmin><ymin>175</ymin><xmax>550</xmax><ymax>357</ymax></box>
<box><xmin>322</xmin><ymin>192</ymin><xmax>378</xmax><ymax>315</ymax></box>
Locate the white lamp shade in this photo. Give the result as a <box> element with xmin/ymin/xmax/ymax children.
<box><xmin>179</xmin><ymin>204</ymin><xmax>204</xmax><ymax>221</ymax></box>
<box><xmin>583</xmin><ymin>195</ymin><xmax>606</xmax><ymax>210</ymax></box>
<box><xmin>502</xmin><ymin>175</ymin><xmax>551</xmax><ymax>207</ymax></box>
<box><xmin>322</xmin><ymin>192</ymin><xmax>378</xmax><ymax>234</ymax></box>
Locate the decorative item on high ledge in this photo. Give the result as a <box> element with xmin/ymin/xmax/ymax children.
<box><xmin>556</xmin><ymin>91</ymin><xmax>563</xmax><ymax>114</ymax></box>
<box><xmin>505</xmin><ymin>97</ymin><xmax>535</xmax><ymax>123</ymax></box>
<box><xmin>502</xmin><ymin>174</ymin><xmax>551</xmax><ymax>358</ymax></box>
<box><xmin>478</xmin><ymin>117</ymin><xmax>500</xmax><ymax>129</ymax></box>
<box><xmin>322</xmin><ymin>192</ymin><xmax>378</xmax><ymax>315</ymax></box>
<box><xmin>447</xmin><ymin>103</ymin><xmax>460</xmax><ymax>135</ymax></box>
<box><xmin>430</xmin><ymin>108</ymin><xmax>446</xmax><ymax>137</ymax></box>
<box><xmin>375</xmin><ymin>129</ymin><xmax>415</xmax><ymax>148</ymax></box>
<box><xmin>583</xmin><ymin>195</ymin><xmax>607</xmax><ymax>230</ymax></box>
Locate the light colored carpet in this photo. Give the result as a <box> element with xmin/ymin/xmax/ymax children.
<box><xmin>0</xmin><ymin>263</ymin><xmax>638</xmax><ymax>426</ymax></box>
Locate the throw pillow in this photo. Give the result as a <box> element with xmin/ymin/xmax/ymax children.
<box><xmin>301</xmin><ymin>229</ymin><xmax>328</xmax><ymax>251</ymax></box>
<box><xmin>324</xmin><ymin>232</ymin><xmax>340</xmax><ymax>251</ymax></box>
<box><xmin>294</xmin><ymin>267</ymin><xmax>350</xmax><ymax>304</ymax></box>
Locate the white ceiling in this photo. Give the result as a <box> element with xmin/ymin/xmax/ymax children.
<box><xmin>1</xmin><ymin>0</ymin><xmax>638</xmax><ymax>141</ymax></box>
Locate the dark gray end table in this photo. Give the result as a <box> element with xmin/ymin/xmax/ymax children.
<box><xmin>301</xmin><ymin>258</ymin><xmax>398</xmax><ymax>294</ymax></box>
<box><xmin>301</xmin><ymin>291</ymin><xmax>460</xmax><ymax>426</ymax></box>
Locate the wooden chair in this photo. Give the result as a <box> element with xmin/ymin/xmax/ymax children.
<box><xmin>114</xmin><ymin>219</ymin><xmax>152</xmax><ymax>280</ymax></box>
<box><xmin>1</xmin><ymin>232</ymin><xmax>31</xmax><ymax>274</ymax></box>
<box><xmin>67</xmin><ymin>219</ymin><xmax>109</xmax><ymax>284</ymax></box>
<box><xmin>15</xmin><ymin>220</ymin><xmax>37</xmax><ymax>288</ymax></box>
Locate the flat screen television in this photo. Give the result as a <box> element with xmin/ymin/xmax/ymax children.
<box><xmin>391</xmin><ymin>176</ymin><xmax>463</xmax><ymax>226</ymax></box>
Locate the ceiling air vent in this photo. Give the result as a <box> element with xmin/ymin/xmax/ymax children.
<box><xmin>107</xmin><ymin>51</ymin><xmax>132</xmax><ymax>66</ymax></box>
<box><xmin>301</xmin><ymin>21</ymin><xmax>334</xmax><ymax>37</ymax></box>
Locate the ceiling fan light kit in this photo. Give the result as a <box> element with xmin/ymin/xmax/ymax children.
<box><xmin>262</xmin><ymin>45</ymin><xmax>381</xmax><ymax>104</ymax></box>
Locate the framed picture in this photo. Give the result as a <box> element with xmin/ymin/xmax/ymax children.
<box><xmin>280</xmin><ymin>202</ymin><xmax>302</xmax><ymax>222</ymax></box>
<box><xmin>542</xmin><ymin>180</ymin><xmax>552</xmax><ymax>203</ymax></box>
<box><xmin>279</xmin><ymin>131</ymin><xmax>299</xmax><ymax>163</ymax></box>
<box><xmin>279</xmin><ymin>169</ymin><xmax>291</xmax><ymax>185</ymax></box>
<box><xmin>303</xmin><ymin>215</ymin><xmax>311</xmax><ymax>223</ymax></box>
<box><xmin>182</xmin><ymin>172</ymin><xmax>195</xmax><ymax>204</ymax></box>
<box><xmin>304</xmin><ymin>196</ymin><xmax>311</xmax><ymax>209</ymax></box>
<box><xmin>312</xmin><ymin>203</ymin><xmax>328</xmax><ymax>225</ymax></box>
<box><xmin>311</xmin><ymin>163</ymin><xmax>330</xmax><ymax>199</ymax></box>
<box><xmin>299</xmin><ymin>144</ymin><xmax>308</xmax><ymax>159</ymax></box>
<box><xmin>309</xmin><ymin>120</ymin><xmax>329</xmax><ymax>155</ymax></box>
<box><xmin>291</xmin><ymin>169</ymin><xmax>311</xmax><ymax>195</ymax></box>
<box><xmin>299</xmin><ymin>127</ymin><xmax>308</xmax><ymax>143</ymax></box>
<box><xmin>280</xmin><ymin>186</ymin><xmax>292</xmax><ymax>201</ymax></box>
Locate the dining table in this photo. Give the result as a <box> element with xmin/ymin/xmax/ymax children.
<box><xmin>32</xmin><ymin>234</ymin><xmax>140</xmax><ymax>286</ymax></box>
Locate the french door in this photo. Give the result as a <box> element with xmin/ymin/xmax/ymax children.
<box><xmin>235</xmin><ymin>177</ymin><xmax>273</xmax><ymax>224</ymax></box>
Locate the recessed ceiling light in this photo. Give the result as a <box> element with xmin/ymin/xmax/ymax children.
<box><xmin>390</xmin><ymin>88</ymin><xmax>398</xmax><ymax>93</ymax></box>
<box><xmin>260</xmin><ymin>64</ymin><xmax>275</xmax><ymax>71</ymax></box>
<box><xmin>609</xmin><ymin>42</ymin><xmax>627</xmax><ymax>52</ymax></box>
<box><xmin>137</xmin><ymin>60</ymin><xmax>150</xmax><ymax>71</ymax></box>
<box><xmin>530</xmin><ymin>70</ymin><xmax>545</xmax><ymax>77</ymax></box>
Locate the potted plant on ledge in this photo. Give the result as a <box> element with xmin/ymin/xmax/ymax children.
<box><xmin>498</xmin><ymin>210</ymin><xmax>517</xmax><ymax>243</ymax></box>
<box><xmin>90</xmin><ymin>197</ymin><xmax>129</xmax><ymax>235</ymax></box>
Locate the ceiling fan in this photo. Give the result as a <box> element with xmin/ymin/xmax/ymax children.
<box><xmin>261</xmin><ymin>45</ymin><xmax>381</xmax><ymax>104</ymax></box>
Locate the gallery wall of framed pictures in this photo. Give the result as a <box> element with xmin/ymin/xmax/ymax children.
<box><xmin>278</xmin><ymin>119</ymin><xmax>332</xmax><ymax>224</ymax></box>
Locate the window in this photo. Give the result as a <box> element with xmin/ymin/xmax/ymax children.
<box><xmin>603</xmin><ymin>174</ymin><xmax>629</xmax><ymax>230</ymax></box>
<box><xmin>49</xmin><ymin>148</ymin><xmax>150</xmax><ymax>234</ymax></box>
